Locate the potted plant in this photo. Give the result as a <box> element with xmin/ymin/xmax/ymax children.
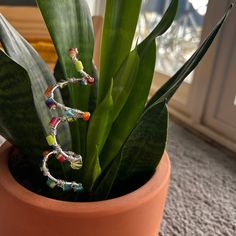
<box><xmin>0</xmin><ymin>0</ymin><xmax>233</xmax><ymax>235</ymax></box>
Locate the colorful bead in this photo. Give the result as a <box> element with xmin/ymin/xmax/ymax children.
<box><xmin>75</xmin><ymin>60</ymin><xmax>84</xmax><ymax>71</ymax></box>
<box><xmin>86</xmin><ymin>76</ymin><xmax>95</xmax><ymax>85</ymax></box>
<box><xmin>67</xmin><ymin>117</ymin><xmax>77</xmax><ymax>122</ymax></box>
<box><xmin>82</xmin><ymin>112</ymin><xmax>90</xmax><ymax>121</ymax></box>
<box><xmin>45</xmin><ymin>98</ymin><xmax>56</xmax><ymax>109</ymax></box>
<box><xmin>70</xmin><ymin>159</ymin><xmax>82</xmax><ymax>170</ymax></box>
<box><xmin>46</xmin><ymin>135</ymin><xmax>55</xmax><ymax>146</ymax></box>
<box><xmin>44</xmin><ymin>85</ymin><xmax>53</xmax><ymax>97</ymax></box>
<box><xmin>79</xmin><ymin>79</ymin><xmax>87</xmax><ymax>85</ymax></box>
<box><xmin>49</xmin><ymin>117</ymin><xmax>60</xmax><ymax>127</ymax></box>
<box><xmin>57</xmin><ymin>154</ymin><xmax>66</xmax><ymax>163</ymax></box>
<box><xmin>73</xmin><ymin>184</ymin><xmax>83</xmax><ymax>192</ymax></box>
<box><xmin>65</xmin><ymin>108</ymin><xmax>77</xmax><ymax>117</ymax></box>
<box><xmin>68</xmin><ymin>48</ymin><xmax>78</xmax><ymax>58</ymax></box>
<box><xmin>63</xmin><ymin>183</ymin><xmax>72</xmax><ymax>191</ymax></box>
<box><xmin>47</xmin><ymin>178</ymin><xmax>57</xmax><ymax>189</ymax></box>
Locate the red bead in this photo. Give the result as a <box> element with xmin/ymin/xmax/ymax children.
<box><xmin>57</xmin><ymin>154</ymin><xmax>66</xmax><ymax>163</ymax></box>
<box><xmin>86</xmin><ymin>76</ymin><xmax>95</xmax><ymax>85</ymax></box>
<box><xmin>49</xmin><ymin>117</ymin><xmax>59</xmax><ymax>127</ymax></box>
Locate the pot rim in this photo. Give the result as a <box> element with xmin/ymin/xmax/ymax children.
<box><xmin>0</xmin><ymin>141</ymin><xmax>170</xmax><ymax>216</ymax></box>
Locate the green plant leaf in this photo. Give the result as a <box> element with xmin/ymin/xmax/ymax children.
<box><xmin>36</xmin><ymin>0</ymin><xmax>94</xmax><ymax>89</ymax></box>
<box><xmin>112</xmin><ymin>48</ymin><xmax>140</xmax><ymax>121</ymax></box>
<box><xmin>83</xmin><ymin>145</ymin><xmax>101</xmax><ymax>192</ymax></box>
<box><xmin>83</xmin><ymin>80</ymin><xmax>113</xmax><ymax>191</ymax></box>
<box><xmin>0</xmin><ymin>15</ymin><xmax>71</xmax><ymax>150</ymax></box>
<box><xmin>53</xmin><ymin>60</ymin><xmax>70</xmax><ymax>105</ymax></box>
<box><xmin>147</xmin><ymin>3</ymin><xmax>233</xmax><ymax>108</ymax></box>
<box><xmin>0</xmin><ymin>50</ymin><xmax>47</xmax><ymax>156</ymax></box>
<box><xmin>111</xmin><ymin>101</ymin><xmax>168</xmax><ymax>197</ymax></box>
<box><xmin>99</xmin><ymin>0</ymin><xmax>178</xmax><ymax>169</ymax></box>
<box><xmin>92</xmin><ymin>152</ymin><xmax>122</xmax><ymax>201</ymax></box>
<box><xmin>98</xmin><ymin>0</ymin><xmax>142</xmax><ymax>103</ymax></box>
<box><xmin>37</xmin><ymin>0</ymin><xmax>95</xmax><ymax>155</ymax></box>
<box><xmin>100</xmin><ymin>41</ymin><xmax>156</xmax><ymax>169</ymax></box>
<box><xmin>88</xmin><ymin>63</ymin><xmax>99</xmax><ymax>113</ymax></box>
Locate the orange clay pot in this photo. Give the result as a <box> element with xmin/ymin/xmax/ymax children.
<box><xmin>0</xmin><ymin>142</ymin><xmax>170</xmax><ymax>236</ymax></box>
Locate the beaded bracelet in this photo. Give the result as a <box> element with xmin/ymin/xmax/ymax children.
<box><xmin>41</xmin><ymin>48</ymin><xmax>94</xmax><ymax>192</ymax></box>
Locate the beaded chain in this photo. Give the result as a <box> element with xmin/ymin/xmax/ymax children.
<box><xmin>41</xmin><ymin>48</ymin><xmax>94</xmax><ymax>192</ymax></box>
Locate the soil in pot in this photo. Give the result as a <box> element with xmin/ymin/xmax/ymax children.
<box><xmin>7</xmin><ymin>143</ymin><xmax>164</xmax><ymax>202</ymax></box>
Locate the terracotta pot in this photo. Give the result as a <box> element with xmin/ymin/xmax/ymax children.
<box><xmin>0</xmin><ymin>142</ymin><xmax>170</xmax><ymax>236</ymax></box>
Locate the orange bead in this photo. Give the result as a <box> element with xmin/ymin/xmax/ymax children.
<box><xmin>82</xmin><ymin>112</ymin><xmax>90</xmax><ymax>121</ymax></box>
<box><xmin>44</xmin><ymin>85</ymin><xmax>53</xmax><ymax>97</ymax></box>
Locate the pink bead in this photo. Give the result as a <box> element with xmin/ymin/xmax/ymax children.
<box><xmin>49</xmin><ymin>117</ymin><xmax>59</xmax><ymax>127</ymax></box>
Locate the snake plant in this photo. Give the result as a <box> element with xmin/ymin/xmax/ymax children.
<box><xmin>0</xmin><ymin>0</ymin><xmax>233</xmax><ymax>201</ymax></box>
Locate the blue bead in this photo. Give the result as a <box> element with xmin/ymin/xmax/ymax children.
<box><xmin>65</xmin><ymin>108</ymin><xmax>77</xmax><ymax>117</ymax></box>
<box><xmin>79</xmin><ymin>79</ymin><xmax>86</xmax><ymax>85</ymax></box>
<box><xmin>73</xmin><ymin>184</ymin><xmax>83</xmax><ymax>192</ymax></box>
<box><xmin>63</xmin><ymin>183</ymin><xmax>72</xmax><ymax>191</ymax></box>
<box><xmin>45</xmin><ymin>98</ymin><xmax>56</xmax><ymax>109</ymax></box>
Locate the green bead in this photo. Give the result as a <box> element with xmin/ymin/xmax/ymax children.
<box><xmin>47</xmin><ymin>178</ymin><xmax>57</xmax><ymax>189</ymax></box>
<box><xmin>75</xmin><ymin>60</ymin><xmax>84</xmax><ymax>72</ymax></box>
<box><xmin>46</xmin><ymin>135</ymin><xmax>55</xmax><ymax>146</ymax></box>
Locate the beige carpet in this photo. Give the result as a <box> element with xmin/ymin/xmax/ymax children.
<box><xmin>160</xmin><ymin>121</ymin><xmax>236</xmax><ymax>236</ymax></box>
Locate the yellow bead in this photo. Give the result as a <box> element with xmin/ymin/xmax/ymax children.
<box><xmin>46</xmin><ymin>135</ymin><xmax>55</xmax><ymax>146</ymax></box>
<box><xmin>67</xmin><ymin>117</ymin><xmax>76</xmax><ymax>122</ymax></box>
<box><xmin>75</xmin><ymin>60</ymin><xmax>84</xmax><ymax>72</ymax></box>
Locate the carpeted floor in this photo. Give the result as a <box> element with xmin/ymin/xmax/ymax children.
<box><xmin>160</xmin><ymin>121</ymin><xmax>236</xmax><ymax>236</ymax></box>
